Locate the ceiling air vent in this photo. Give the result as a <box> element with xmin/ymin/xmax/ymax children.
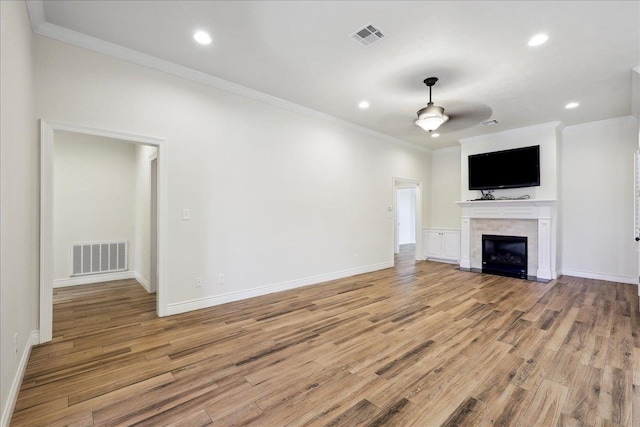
<box><xmin>350</xmin><ymin>23</ymin><xmax>385</xmax><ymax>47</ymax></box>
<box><xmin>482</xmin><ymin>119</ymin><xmax>499</xmax><ymax>126</ymax></box>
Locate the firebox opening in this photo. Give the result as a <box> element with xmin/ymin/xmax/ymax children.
<box><xmin>482</xmin><ymin>234</ymin><xmax>528</xmax><ymax>279</ymax></box>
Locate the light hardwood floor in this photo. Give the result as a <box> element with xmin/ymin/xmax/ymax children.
<box><xmin>11</xmin><ymin>247</ymin><xmax>640</xmax><ymax>426</ymax></box>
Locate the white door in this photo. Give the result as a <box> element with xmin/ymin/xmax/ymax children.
<box><xmin>442</xmin><ymin>231</ymin><xmax>461</xmax><ymax>261</ymax></box>
<box><xmin>424</xmin><ymin>230</ymin><xmax>442</xmax><ymax>259</ymax></box>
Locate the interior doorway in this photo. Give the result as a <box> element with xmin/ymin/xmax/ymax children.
<box><xmin>397</xmin><ymin>187</ymin><xmax>417</xmax><ymax>251</ymax></box>
<box><xmin>392</xmin><ymin>178</ymin><xmax>422</xmax><ymax>263</ymax></box>
<box><xmin>39</xmin><ymin>120</ymin><xmax>167</xmax><ymax>343</ymax></box>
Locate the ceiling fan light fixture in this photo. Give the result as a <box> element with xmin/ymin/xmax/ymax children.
<box><xmin>415</xmin><ymin>103</ymin><xmax>449</xmax><ymax>132</ymax></box>
<box><xmin>415</xmin><ymin>77</ymin><xmax>449</xmax><ymax>133</ymax></box>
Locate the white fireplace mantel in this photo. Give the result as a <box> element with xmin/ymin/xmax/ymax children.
<box><xmin>456</xmin><ymin>199</ymin><xmax>557</xmax><ymax>281</ymax></box>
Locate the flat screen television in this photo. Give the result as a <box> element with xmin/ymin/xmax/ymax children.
<box><xmin>468</xmin><ymin>145</ymin><xmax>540</xmax><ymax>190</ymax></box>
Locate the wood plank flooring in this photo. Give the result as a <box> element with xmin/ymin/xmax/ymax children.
<box><xmin>11</xmin><ymin>246</ymin><xmax>640</xmax><ymax>426</ymax></box>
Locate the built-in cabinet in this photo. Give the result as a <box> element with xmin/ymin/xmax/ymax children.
<box><xmin>423</xmin><ymin>228</ymin><xmax>461</xmax><ymax>263</ymax></box>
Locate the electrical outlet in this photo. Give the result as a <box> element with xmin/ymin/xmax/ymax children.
<box><xmin>196</xmin><ymin>277</ymin><xmax>202</xmax><ymax>287</ymax></box>
<box><xmin>218</xmin><ymin>274</ymin><xmax>225</xmax><ymax>284</ymax></box>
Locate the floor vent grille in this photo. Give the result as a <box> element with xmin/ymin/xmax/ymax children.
<box><xmin>71</xmin><ymin>241</ymin><xmax>127</xmax><ymax>276</ymax></box>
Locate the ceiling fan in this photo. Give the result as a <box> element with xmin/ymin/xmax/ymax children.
<box><xmin>415</xmin><ymin>77</ymin><xmax>449</xmax><ymax>133</ymax></box>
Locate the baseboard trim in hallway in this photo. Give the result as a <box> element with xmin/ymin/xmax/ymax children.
<box><xmin>52</xmin><ymin>271</ymin><xmax>136</xmax><ymax>288</ymax></box>
<box><xmin>166</xmin><ymin>261</ymin><xmax>394</xmax><ymax>315</ymax></box>
<box><xmin>2</xmin><ymin>330</ymin><xmax>38</xmax><ymax>427</ymax></box>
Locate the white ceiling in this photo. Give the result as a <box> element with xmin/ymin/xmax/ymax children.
<box><xmin>32</xmin><ymin>1</ymin><xmax>640</xmax><ymax>150</ymax></box>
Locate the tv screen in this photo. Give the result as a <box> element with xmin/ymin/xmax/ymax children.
<box><xmin>468</xmin><ymin>145</ymin><xmax>540</xmax><ymax>190</ymax></box>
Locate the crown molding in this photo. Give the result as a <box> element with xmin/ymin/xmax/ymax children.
<box><xmin>25</xmin><ymin>1</ymin><xmax>428</xmax><ymax>154</ymax></box>
<box><xmin>25</xmin><ymin>0</ymin><xmax>44</xmax><ymax>30</ymax></box>
<box><xmin>562</xmin><ymin>114</ymin><xmax>637</xmax><ymax>132</ymax></box>
<box><xmin>458</xmin><ymin>121</ymin><xmax>563</xmax><ymax>145</ymax></box>
<box><xmin>432</xmin><ymin>145</ymin><xmax>461</xmax><ymax>155</ymax></box>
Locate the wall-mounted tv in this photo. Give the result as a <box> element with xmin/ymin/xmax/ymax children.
<box><xmin>468</xmin><ymin>145</ymin><xmax>540</xmax><ymax>190</ymax></box>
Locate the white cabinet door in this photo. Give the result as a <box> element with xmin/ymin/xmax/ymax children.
<box><xmin>423</xmin><ymin>228</ymin><xmax>461</xmax><ymax>262</ymax></box>
<box><xmin>424</xmin><ymin>230</ymin><xmax>442</xmax><ymax>259</ymax></box>
<box><xmin>441</xmin><ymin>231</ymin><xmax>461</xmax><ymax>261</ymax></box>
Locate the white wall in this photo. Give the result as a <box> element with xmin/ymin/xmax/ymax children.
<box><xmin>430</xmin><ymin>146</ymin><xmax>461</xmax><ymax>229</ymax></box>
<box><xmin>0</xmin><ymin>1</ymin><xmax>39</xmax><ymax>423</ymax></box>
<box><xmin>632</xmin><ymin>67</ymin><xmax>639</xmax><ymax>119</ymax></box>
<box><xmin>52</xmin><ymin>131</ymin><xmax>137</xmax><ymax>282</ymax></box>
<box><xmin>433</xmin><ymin>117</ymin><xmax>638</xmax><ymax>283</ymax></box>
<box><xmin>398</xmin><ymin>188</ymin><xmax>416</xmax><ymax>244</ymax></box>
<box><xmin>35</xmin><ymin>36</ymin><xmax>431</xmax><ymax>312</ymax></box>
<box><xmin>459</xmin><ymin>122</ymin><xmax>561</xmax><ymax>201</ymax></box>
<box><xmin>555</xmin><ymin>125</ymin><xmax>564</xmax><ymax>275</ymax></box>
<box><xmin>134</xmin><ymin>144</ymin><xmax>157</xmax><ymax>287</ymax></box>
<box><xmin>561</xmin><ymin>116</ymin><xmax>639</xmax><ymax>282</ymax></box>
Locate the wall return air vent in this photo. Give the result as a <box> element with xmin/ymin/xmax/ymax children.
<box><xmin>71</xmin><ymin>241</ymin><xmax>127</xmax><ymax>276</ymax></box>
<box><xmin>350</xmin><ymin>23</ymin><xmax>385</xmax><ymax>47</ymax></box>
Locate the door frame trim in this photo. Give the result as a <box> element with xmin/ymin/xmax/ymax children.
<box><xmin>392</xmin><ymin>177</ymin><xmax>423</xmax><ymax>262</ymax></box>
<box><xmin>39</xmin><ymin>120</ymin><xmax>169</xmax><ymax>343</ymax></box>
<box><xmin>149</xmin><ymin>154</ymin><xmax>158</xmax><ymax>295</ymax></box>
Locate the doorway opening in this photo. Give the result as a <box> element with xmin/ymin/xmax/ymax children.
<box><xmin>397</xmin><ymin>187</ymin><xmax>417</xmax><ymax>256</ymax></box>
<box><xmin>39</xmin><ymin>120</ymin><xmax>167</xmax><ymax>343</ymax></box>
<box><xmin>392</xmin><ymin>178</ymin><xmax>422</xmax><ymax>264</ymax></box>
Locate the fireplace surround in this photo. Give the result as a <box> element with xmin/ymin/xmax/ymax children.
<box><xmin>456</xmin><ymin>199</ymin><xmax>557</xmax><ymax>282</ymax></box>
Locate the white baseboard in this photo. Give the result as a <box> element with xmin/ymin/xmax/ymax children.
<box><xmin>1</xmin><ymin>330</ymin><xmax>39</xmax><ymax>427</ymax></box>
<box><xmin>424</xmin><ymin>257</ymin><xmax>460</xmax><ymax>265</ymax></box>
<box><xmin>134</xmin><ymin>272</ymin><xmax>150</xmax><ymax>292</ymax></box>
<box><xmin>560</xmin><ymin>268</ymin><xmax>638</xmax><ymax>285</ymax></box>
<box><xmin>167</xmin><ymin>261</ymin><xmax>393</xmax><ymax>316</ymax></box>
<box><xmin>53</xmin><ymin>271</ymin><xmax>135</xmax><ymax>288</ymax></box>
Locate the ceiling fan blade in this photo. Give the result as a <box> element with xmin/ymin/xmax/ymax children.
<box><xmin>440</xmin><ymin>102</ymin><xmax>493</xmax><ymax>132</ymax></box>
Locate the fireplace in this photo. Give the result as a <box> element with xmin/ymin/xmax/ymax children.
<box><xmin>457</xmin><ymin>199</ymin><xmax>556</xmax><ymax>282</ymax></box>
<box><xmin>482</xmin><ymin>234</ymin><xmax>527</xmax><ymax>279</ymax></box>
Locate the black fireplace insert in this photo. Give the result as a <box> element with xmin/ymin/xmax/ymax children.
<box><xmin>482</xmin><ymin>234</ymin><xmax>527</xmax><ymax>279</ymax></box>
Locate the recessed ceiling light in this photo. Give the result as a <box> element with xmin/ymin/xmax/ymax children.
<box><xmin>193</xmin><ymin>31</ymin><xmax>212</xmax><ymax>45</ymax></box>
<box><xmin>431</xmin><ymin>133</ymin><xmax>440</xmax><ymax>138</ymax></box>
<box><xmin>528</xmin><ymin>34</ymin><xmax>548</xmax><ymax>47</ymax></box>
<box><xmin>565</xmin><ymin>102</ymin><xmax>580</xmax><ymax>109</ymax></box>
<box><xmin>358</xmin><ymin>101</ymin><xmax>370</xmax><ymax>109</ymax></box>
